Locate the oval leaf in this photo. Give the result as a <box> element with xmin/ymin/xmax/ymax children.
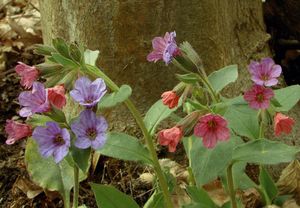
<box><xmin>91</xmin><ymin>183</ymin><xmax>140</xmax><ymax>208</ymax></box>
<box><xmin>97</xmin><ymin>132</ymin><xmax>153</xmax><ymax>165</ymax></box>
<box><xmin>208</xmin><ymin>65</ymin><xmax>238</xmax><ymax>93</ymax></box>
<box><xmin>98</xmin><ymin>85</ymin><xmax>132</xmax><ymax>109</ymax></box>
<box><xmin>274</xmin><ymin>85</ymin><xmax>300</xmax><ymax>112</ymax></box>
<box><xmin>84</xmin><ymin>49</ymin><xmax>100</xmax><ymax>66</ymax></box>
<box><xmin>233</xmin><ymin>139</ymin><xmax>300</xmax><ymax>164</ymax></box>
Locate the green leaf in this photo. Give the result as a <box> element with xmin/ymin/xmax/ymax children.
<box><xmin>143</xmin><ymin>191</ymin><xmax>164</xmax><ymax>208</ymax></box>
<box><xmin>84</xmin><ymin>49</ymin><xmax>100</xmax><ymax>66</ymax></box>
<box><xmin>175</xmin><ymin>73</ymin><xmax>199</xmax><ymax>84</ymax></box>
<box><xmin>144</xmin><ymin>99</ymin><xmax>181</xmax><ymax>135</ymax></box>
<box><xmin>26</xmin><ymin>114</ymin><xmax>54</xmax><ymax>127</ymax></box>
<box><xmin>224</xmin><ymin>100</ymin><xmax>259</xmax><ymax>140</ymax></box>
<box><xmin>208</xmin><ymin>65</ymin><xmax>238</xmax><ymax>93</ymax></box>
<box><xmin>186</xmin><ymin>186</ymin><xmax>217</xmax><ymax>208</ymax></box>
<box><xmin>91</xmin><ymin>183</ymin><xmax>140</xmax><ymax>208</ymax></box>
<box><xmin>52</xmin><ymin>53</ymin><xmax>79</xmax><ymax>67</ymax></box>
<box><xmin>259</xmin><ymin>166</ymin><xmax>278</xmax><ymax>203</ymax></box>
<box><xmin>233</xmin><ymin>139</ymin><xmax>300</xmax><ymax>164</ymax></box>
<box><xmin>97</xmin><ymin>132</ymin><xmax>153</xmax><ymax>165</ymax></box>
<box><xmin>274</xmin><ymin>85</ymin><xmax>300</xmax><ymax>112</ymax></box>
<box><xmin>98</xmin><ymin>85</ymin><xmax>132</xmax><ymax>109</ymax></box>
<box><xmin>34</xmin><ymin>44</ymin><xmax>57</xmax><ymax>56</ymax></box>
<box><xmin>179</xmin><ymin>41</ymin><xmax>203</xmax><ymax>70</ymax></box>
<box><xmin>190</xmin><ymin>136</ymin><xmax>240</xmax><ymax>186</ymax></box>
<box><xmin>69</xmin><ymin>43</ymin><xmax>83</xmax><ymax>64</ymax></box>
<box><xmin>25</xmin><ymin>138</ymin><xmax>86</xmax><ymax>199</ymax></box>
<box><xmin>71</xmin><ymin>147</ymin><xmax>91</xmax><ymax>174</ymax></box>
<box><xmin>52</xmin><ymin>38</ymin><xmax>71</xmax><ymax>59</ymax></box>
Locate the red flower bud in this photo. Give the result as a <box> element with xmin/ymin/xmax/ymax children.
<box><xmin>161</xmin><ymin>91</ymin><xmax>179</xmax><ymax>109</ymax></box>
<box><xmin>5</xmin><ymin>120</ymin><xmax>32</xmax><ymax>145</ymax></box>
<box><xmin>158</xmin><ymin>126</ymin><xmax>183</xmax><ymax>152</ymax></box>
<box><xmin>48</xmin><ymin>84</ymin><xmax>66</xmax><ymax>109</ymax></box>
<box><xmin>274</xmin><ymin>113</ymin><xmax>295</xmax><ymax>136</ymax></box>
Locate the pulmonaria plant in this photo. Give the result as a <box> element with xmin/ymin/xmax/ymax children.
<box><xmin>5</xmin><ymin>35</ymin><xmax>300</xmax><ymax>208</ymax></box>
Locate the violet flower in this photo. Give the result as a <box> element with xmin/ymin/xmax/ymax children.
<box><xmin>32</xmin><ymin>122</ymin><xmax>70</xmax><ymax>163</ymax></box>
<box><xmin>18</xmin><ymin>82</ymin><xmax>50</xmax><ymax>117</ymax></box>
<box><xmin>248</xmin><ymin>58</ymin><xmax>282</xmax><ymax>86</ymax></box>
<box><xmin>147</xmin><ymin>31</ymin><xmax>180</xmax><ymax>65</ymax></box>
<box><xmin>71</xmin><ymin>110</ymin><xmax>108</xmax><ymax>150</ymax></box>
<box><xmin>70</xmin><ymin>77</ymin><xmax>106</xmax><ymax>108</ymax></box>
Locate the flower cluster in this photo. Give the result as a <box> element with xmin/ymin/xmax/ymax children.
<box><xmin>5</xmin><ymin>62</ymin><xmax>108</xmax><ymax>163</ymax></box>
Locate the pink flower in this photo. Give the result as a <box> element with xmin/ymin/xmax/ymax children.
<box><xmin>158</xmin><ymin>126</ymin><xmax>183</xmax><ymax>152</ymax></box>
<box><xmin>274</xmin><ymin>113</ymin><xmax>295</xmax><ymax>137</ymax></box>
<box><xmin>15</xmin><ymin>62</ymin><xmax>39</xmax><ymax>89</ymax></box>
<box><xmin>5</xmin><ymin>120</ymin><xmax>32</xmax><ymax>145</ymax></box>
<box><xmin>248</xmin><ymin>58</ymin><xmax>282</xmax><ymax>86</ymax></box>
<box><xmin>48</xmin><ymin>84</ymin><xmax>66</xmax><ymax>109</ymax></box>
<box><xmin>194</xmin><ymin>114</ymin><xmax>230</xmax><ymax>149</ymax></box>
<box><xmin>147</xmin><ymin>31</ymin><xmax>180</xmax><ymax>65</ymax></box>
<box><xmin>243</xmin><ymin>85</ymin><xmax>274</xmax><ymax>109</ymax></box>
<box><xmin>161</xmin><ymin>91</ymin><xmax>179</xmax><ymax>109</ymax></box>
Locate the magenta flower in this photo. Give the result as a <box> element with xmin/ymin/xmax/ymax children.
<box><xmin>71</xmin><ymin>110</ymin><xmax>108</xmax><ymax>150</ymax></box>
<box><xmin>18</xmin><ymin>82</ymin><xmax>50</xmax><ymax>117</ymax></box>
<box><xmin>5</xmin><ymin>119</ymin><xmax>32</xmax><ymax>145</ymax></box>
<box><xmin>243</xmin><ymin>85</ymin><xmax>274</xmax><ymax>109</ymax></box>
<box><xmin>248</xmin><ymin>58</ymin><xmax>282</xmax><ymax>86</ymax></box>
<box><xmin>194</xmin><ymin>114</ymin><xmax>230</xmax><ymax>149</ymax></box>
<box><xmin>70</xmin><ymin>77</ymin><xmax>106</xmax><ymax>108</ymax></box>
<box><xmin>15</xmin><ymin>62</ymin><xmax>39</xmax><ymax>89</ymax></box>
<box><xmin>147</xmin><ymin>31</ymin><xmax>180</xmax><ymax>65</ymax></box>
<box><xmin>32</xmin><ymin>122</ymin><xmax>70</xmax><ymax>163</ymax></box>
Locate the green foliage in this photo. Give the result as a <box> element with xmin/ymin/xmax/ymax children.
<box><xmin>259</xmin><ymin>166</ymin><xmax>278</xmax><ymax>203</ymax></box>
<box><xmin>143</xmin><ymin>191</ymin><xmax>164</xmax><ymax>208</ymax></box>
<box><xmin>26</xmin><ymin>114</ymin><xmax>54</xmax><ymax>127</ymax></box>
<box><xmin>224</xmin><ymin>97</ymin><xmax>259</xmax><ymax>140</ymax></box>
<box><xmin>91</xmin><ymin>183</ymin><xmax>140</xmax><ymax>208</ymax></box>
<box><xmin>232</xmin><ymin>139</ymin><xmax>300</xmax><ymax>164</ymax></box>
<box><xmin>189</xmin><ymin>136</ymin><xmax>241</xmax><ymax>186</ymax></box>
<box><xmin>97</xmin><ymin>132</ymin><xmax>153</xmax><ymax>165</ymax></box>
<box><xmin>208</xmin><ymin>65</ymin><xmax>238</xmax><ymax>93</ymax></box>
<box><xmin>274</xmin><ymin>85</ymin><xmax>300</xmax><ymax>112</ymax></box>
<box><xmin>186</xmin><ymin>186</ymin><xmax>218</xmax><ymax>208</ymax></box>
<box><xmin>144</xmin><ymin>99</ymin><xmax>181</xmax><ymax>135</ymax></box>
<box><xmin>98</xmin><ymin>85</ymin><xmax>132</xmax><ymax>109</ymax></box>
<box><xmin>71</xmin><ymin>146</ymin><xmax>91</xmax><ymax>174</ymax></box>
<box><xmin>25</xmin><ymin>138</ymin><xmax>86</xmax><ymax>199</ymax></box>
<box><xmin>175</xmin><ymin>73</ymin><xmax>199</xmax><ymax>84</ymax></box>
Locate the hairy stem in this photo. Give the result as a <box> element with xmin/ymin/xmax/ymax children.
<box><xmin>86</xmin><ymin>65</ymin><xmax>173</xmax><ymax>208</ymax></box>
<box><xmin>259</xmin><ymin>110</ymin><xmax>265</xmax><ymax>139</ymax></box>
<box><xmin>227</xmin><ymin>163</ymin><xmax>237</xmax><ymax>208</ymax></box>
<box><xmin>63</xmin><ymin>191</ymin><xmax>71</xmax><ymax>208</ymax></box>
<box><xmin>73</xmin><ymin>166</ymin><xmax>79</xmax><ymax>208</ymax></box>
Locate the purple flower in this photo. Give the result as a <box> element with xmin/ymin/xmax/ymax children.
<box><xmin>248</xmin><ymin>58</ymin><xmax>282</xmax><ymax>86</ymax></box>
<box><xmin>243</xmin><ymin>85</ymin><xmax>274</xmax><ymax>109</ymax></box>
<box><xmin>32</xmin><ymin>122</ymin><xmax>70</xmax><ymax>163</ymax></box>
<box><xmin>18</xmin><ymin>82</ymin><xmax>50</xmax><ymax>117</ymax></box>
<box><xmin>71</xmin><ymin>110</ymin><xmax>108</xmax><ymax>150</ymax></box>
<box><xmin>70</xmin><ymin>77</ymin><xmax>106</xmax><ymax>108</ymax></box>
<box><xmin>147</xmin><ymin>31</ymin><xmax>180</xmax><ymax>65</ymax></box>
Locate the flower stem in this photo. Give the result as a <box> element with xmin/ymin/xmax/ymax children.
<box><xmin>73</xmin><ymin>166</ymin><xmax>79</xmax><ymax>208</ymax></box>
<box><xmin>227</xmin><ymin>163</ymin><xmax>237</xmax><ymax>208</ymax></box>
<box><xmin>85</xmin><ymin>65</ymin><xmax>173</xmax><ymax>208</ymax></box>
<box><xmin>259</xmin><ymin>110</ymin><xmax>265</xmax><ymax>139</ymax></box>
<box><xmin>196</xmin><ymin>75</ymin><xmax>219</xmax><ymax>103</ymax></box>
<box><xmin>187</xmin><ymin>136</ymin><xmax>196</xmax><ymax>186</ymax></box>
<box><xmin>63</xmin><ymin>191</ymin><xmax>71</xmax><ymax>208</ymax></box>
